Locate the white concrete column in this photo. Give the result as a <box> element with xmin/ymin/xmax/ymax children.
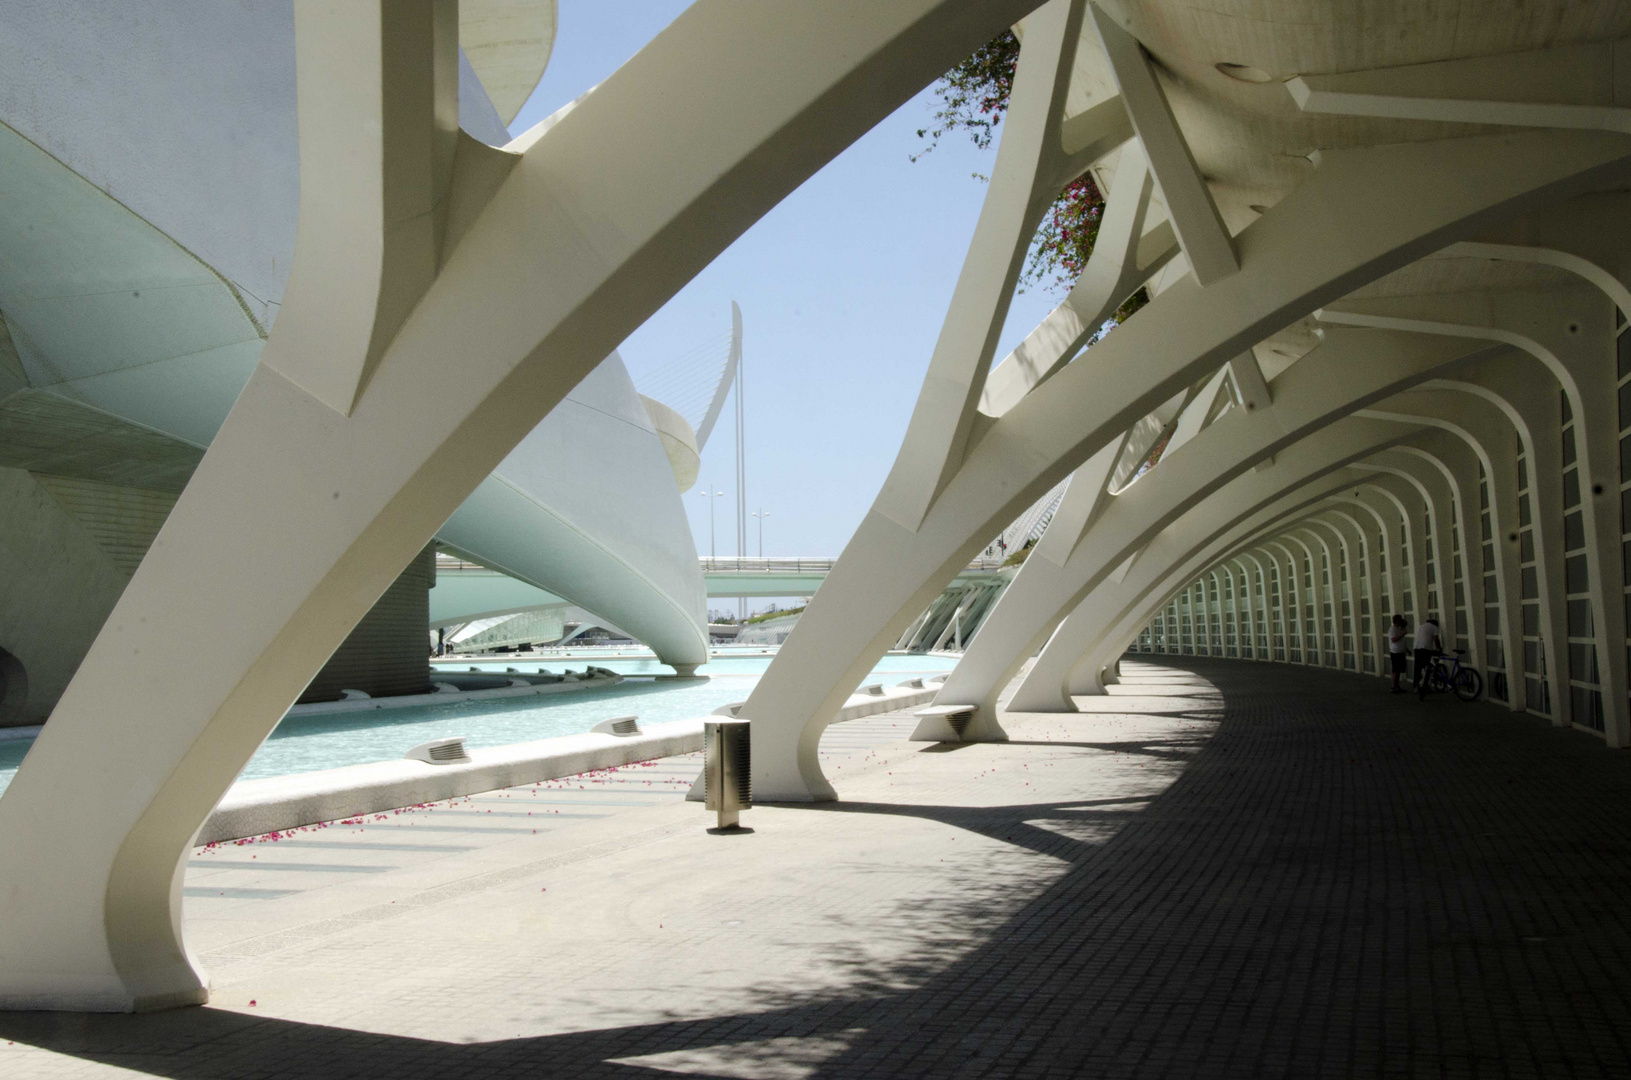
<box><xmin>1043</xmin><ymin>468</ymin><xmax>1385</xmax><ymax>696</ymax></box>
<box><xmin>1296</xmin><ymin>533</ymin><xmax>1337</xmax><ymax>666</ymax></box>
<box><xmin>940</xmin><ymin>329</ymin><xmax>1473</xmax><ymax>722</ymax></box>
<box><xmin>1326</xmin><ymin>511</ymin><xmax>1383</xmax><ymax>673</ymax></box>
<box><xmin>1361</xmin><ymin>453</ymin><xmax>1467</xmax><ymax>659</ymax></box>
<box><xmin>750</xmin><ymin>122</ymin><xmax>1631</xmax><ymax>799</ymax></box>
<box><xmin>0</xmin><ymin>0</ymin><xmax>1044</xmax><ymax>1011</ymax></box>
<box><xmin>1362</xmin><ymin>385</ymin><xmax>1529</xmax><ymax>708</ymax></box>
<box><xmin>1241</xmin><ymin>552</ymin><xmax>1270</xmax><ymax>659</ymax></box>
<box><xmin>1065</xmin><ymin>469</ymin><xmax>1407</xmax><ymax>680</ymax></box>
<box><xmin>1007</xmin><ymin>413</ymin><xmax>1428</xmax><ymax>707</ymax></box>
<box><xmin>1359</xmin><ymin>479</ymin><xmax>1432</xmax><ymax>630</ymax></box>
<box><xmin>1322</xmin><ymin>290</ymin><xmax>1623</xmax><ymax>728</ymax></box>
<box><xmin>1264</xmin><ymin>541</ymin><xmax>1305</xmax><ymax>663</ymax></box>
<box><xmin>1304</xmin><ymin>520</ymin><xmax>1360</xmax><ymax>670</ymax></box>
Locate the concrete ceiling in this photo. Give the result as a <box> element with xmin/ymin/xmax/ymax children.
<box><xmin>0</xmin><ymin>389</ymin><xmax>202</xmax><ymax>494</ymax></box>
<box><xmin>1075</xmin><ymin>3</ymin><xmax>1631</xmax><ymax>231</ymax></box>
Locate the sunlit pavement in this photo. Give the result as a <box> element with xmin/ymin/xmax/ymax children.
<box><xmin>4</xmin><ymin>658</ymin><xmax>1631</xmax><ymax>1078</ymax></box>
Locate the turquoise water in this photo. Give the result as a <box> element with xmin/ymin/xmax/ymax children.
<box><xmin>0</xmin><ymin>652</ymin><xmax>956</xmax><ymax>796</ymax></box>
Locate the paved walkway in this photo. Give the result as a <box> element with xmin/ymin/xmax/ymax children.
<box><xmin>4</xmin><ymin>658</ymin><xmax>1631</xmax><ymax>1078</ymax></box>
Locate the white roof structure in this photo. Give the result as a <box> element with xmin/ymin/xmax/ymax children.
<box><xmin>10</xmin><ymin>0</ymin><xmax>1631</xmax><ymax>1021</ymax></box>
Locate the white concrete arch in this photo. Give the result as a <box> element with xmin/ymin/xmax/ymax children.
<box><xmin>1355</xmin><ymin>455</ymin><xmax>1475</xmax><ymax>675</ymax></box>
<box><xmin>0</xmin><ymin>0</ymin><xmax>1048</xmax><ymax>1012</ymax></box>
<box><xmin>1387</xmin><ymin>433</ymin><xmax>1494</xmax><ymax>669</ymax></box>
<box><xmin>1048</xmin><ymin>422</ymin><xmax>1504</xmax><ymax>702</ymax></box>
<box><xmin>1323</xmin><ymin>282</ymin><xmax>1626</xmax><ymax>738</ymax></box>
<box><xmin>1063</xmin><ymin>475</ymin><xmax>1419</xmax><ymax>689</ymax></box>
<box><xmin>1095</xmin><ymin>415</ymin><xmax>1531</xmax><ymax>703</ymax></box>
<box><xmin>1097</xmin><ymin>479</ymin><xmax>1446</xmax><ymax>686</ymax></box>
<box><xmin>1004</xmin><ymin>416</ymin><xmax>1432</xmax><ymax>711</ymax></box>
<box><xmin>1314</xmin><ymin>511</ymin><xmax>1375</xmax><ymax>668</ymax></box>
<box><xmin>1306</xmin><ymin>522</ymin><xmax>1353</xmax><ymax>666</ymax></box>
<box><xmin>1360</xmin><ymin>384</ymin><xmax>1529</xmax><ymax>700</ymax></box>
<box><xmin>749</xmin><ymin>104</ymin><xmax>1631</xmax><ymax>800</ymax></box>
<box><xmin>1350</xmin><ymin>389</ymin><xmax>1526</xmax><ymax>701</ymax></box>
<box><xmin>1069</xmin><ymin>339</ymin><xmax>1591</xmax><ymax>688</ymax></box>
<box><xmin>927</xmin><ymin>326</ymin><xmax>1493</xmax><ymax>732</ymax></box>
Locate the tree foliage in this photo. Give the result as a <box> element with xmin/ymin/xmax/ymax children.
<box><xmin>916</xmin><ymin>30</ymin><xmax>1148</xmax><ymax>320</ymax></box>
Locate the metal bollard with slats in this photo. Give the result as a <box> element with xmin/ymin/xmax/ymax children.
<box><xmin>703</xmin><ymin>719</ymin><xmax>751</xmax><ymax>829</ymax></box>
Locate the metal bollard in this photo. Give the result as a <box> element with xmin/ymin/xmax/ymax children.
<box><xmin>703</xmin><ymin>719</ymin><xmax>751</xmax><ymax>829</ymax></box>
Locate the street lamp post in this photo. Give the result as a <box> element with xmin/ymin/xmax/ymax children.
<box><xmin>751</xmin><ymin>508</ymin><xmax>770</xmax><ymax>557</ymax></box>
<box><xmin>699</xmin><ymin>487</ymin><xmax>725</xmax><ymax>560</ymax></box>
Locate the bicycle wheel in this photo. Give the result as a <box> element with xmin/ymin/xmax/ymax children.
<box><xmin>1428</xmin><ymin>665</ymin><xmax>1451</xmax><ymax>694</ymax></box>
<box><xmin>1453</xmin><ymin>667</ymin><xmax>1483</xmax><ymax>702</ymax></box>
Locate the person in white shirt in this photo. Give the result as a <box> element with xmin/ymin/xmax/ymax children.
<box><xmin>1413</xmin><ymin>616</ymin><xmax>1442</xmax><ymax>697</ymax></box>
<box><xmin>1387</xmin><ymin>614</ymin><xmax>1410</xmax><ymax>693</ymax></box>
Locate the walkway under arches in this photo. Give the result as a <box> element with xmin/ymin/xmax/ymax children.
<box><xmin>4</xmin><ymin>656</ymin><xmax>1628</xmax><ymax>1077</ymax></box>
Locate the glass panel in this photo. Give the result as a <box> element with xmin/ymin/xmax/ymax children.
<box><xmin>1521</xmin><ymin>530</ymin><xmax>1535</xmax><ymax>563</ymax></box>
<box><xmin>1567</xmin><ymin>598</ymin><xmax>1594</xmax><ymax>637</ymax></box>
<box><xmin>1525</xmin><ymin>677</ymin><xmax>1549</xmax><ymax>713</ymax></box>
<box><xmin>1571</xmin><ymin>686</ymin><xmax>1604</xmax><ymax>732</ymax></box>
<box><xmin>1521</xmin><ymin>566</ymin><xmax>1538</xmax><ymax>600</ymax></box>
<box><xmin>1485</xmin><ymin>637</ymin><xmax>1504</xmax><ymax>669</ymax></box>
<box><xmin>1570</xmin><ymin>642</ymin><xmax>1599</xmax><ymax>684</ymax></box>
<box><xmin>1566</xmin><ymin>553</ymin><xmax>1590</xmax><ymax>594</ymax></box>
<box><xmin>1522</xmin><ymin>603</ymin><xmax>1540</xmax><ymax>635</ymax></box>
<box><xmin>1565</xmin><ymin>511</ymin><xmax>1585</xmax><ymax>551</ymax></box>
<box><xmin>1564</xmin><ymin>468</ymin><xmax>1580</xmax><ymax>509</ymax></box>
<box><xmin>1563</xmin><ymin>426</ymin><xmax>1577</xmax><ymax>467</ymax></box>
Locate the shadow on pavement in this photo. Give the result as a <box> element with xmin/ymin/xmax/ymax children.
<box><xmin>6</xmin><ymin>658</ymin><xmax>1631</xmax><ymax>1078</ymax></box>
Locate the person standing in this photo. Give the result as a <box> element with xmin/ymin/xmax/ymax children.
<box><xmin>1387</xmin><ymin>614</ymin><xmax>1410</xmax><ymax>693</ymax></box>
<box><xmin>1414</xmin><ymin>615</ymin><xmax>1443</xmax><ymax>699</ymax></box>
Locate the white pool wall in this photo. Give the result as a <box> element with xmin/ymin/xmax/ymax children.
<box><xmin>200</xmin><ymin>680</ymin><xmax>940</xmax><ymax>844</ymax></box>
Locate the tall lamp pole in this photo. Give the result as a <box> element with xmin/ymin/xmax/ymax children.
<box><xmin>752</xmin><ymin>508</ymin><xmax>770</xmax><ymax>557</ymax></box>
<box><xmin>699</xmin><ymin>487</ymin><xmax>724</xmax><ymax>559</ymax></box>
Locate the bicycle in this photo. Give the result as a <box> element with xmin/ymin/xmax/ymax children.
<box><xmin>1421</xmin><ymin>649</ymin><xmax>1483</xmax><ymax>702</ymax></box>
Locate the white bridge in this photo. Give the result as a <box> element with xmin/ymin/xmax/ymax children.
<box><xmin>431</xmin><ymin>554</ymin><xmax>1012</xmax><ymax>653</ymax></box>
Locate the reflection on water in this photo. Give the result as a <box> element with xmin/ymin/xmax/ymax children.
<box><xmin>0</xmin><ymin>651</ymin><xmax>957</xmax><ymax>794</ymax></box>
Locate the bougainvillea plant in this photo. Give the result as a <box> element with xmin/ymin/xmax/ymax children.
<box><xmin>917</xmin><ymin>29</ymin><xmax>1147</xmax><ymax>322</ymax></box>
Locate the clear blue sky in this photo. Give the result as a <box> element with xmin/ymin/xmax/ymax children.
<box><xmin>509</xmin><ymin>3</ymin><xmax>1060</xmax><ymax>559</ymax></box>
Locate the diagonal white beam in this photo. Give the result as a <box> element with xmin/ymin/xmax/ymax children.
<box><xmin>980</xmin><ymin>142</ymin><xmax>1179</xmax><ymax>416</ymax></box>
<box><xmin>1088</xmin><ymin>3</ymin><xmax>1236</xmax><ymax>284</ymax></box>
<box><xmin>1161</xmin><ymin>365</ymin><xmax>1232</xmax><ymax>456</ymax></box>
<box><xmin>877</xmin><ymin>0</ymin><xmax>1091</xmax><ymax>531</ymax></box>
<box><xmin>1228</xmin><ymin>350</ymin><xmax>1271</xmax><ymax>412</ymax></box>
<box><xmin>1287</xmin><ymin>36</ymin><xmax>1631</xmax><ymax>136</ymax></box>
